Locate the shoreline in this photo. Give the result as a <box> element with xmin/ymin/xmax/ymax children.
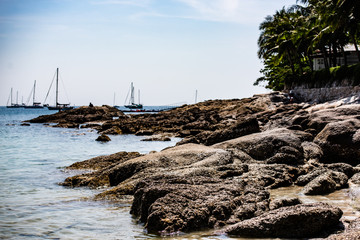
<box><xmin>28</xmin><ymin>91</ymin><xmax>360</xmax><ymax>238</ymax></box>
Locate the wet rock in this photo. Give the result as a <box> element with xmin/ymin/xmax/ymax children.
<box><xmin>225</xmin><ymin>202</ymin><xmax>343</xmax><ymax>238</ymax></box>
<box><xmin>96</xmin><ymin>134</ymin><xmax>111</xmax><ymax>142</ymax></box>
<box><xmin>20</xmin><ymin>123</ymin><xmax>30</xmax><ymax>126</ymax></box>
<box><xmin>314</xmin><ymin>119</ymin><xmax>360</xmax><ymax>165</ymax></box>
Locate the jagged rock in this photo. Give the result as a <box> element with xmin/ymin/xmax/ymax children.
<box><xmin>225</xmin><ymin>202</ymin><xmax>343</xmax><ymax>238</ymax></box>
<box><xmin>326</xmin><ymin>217</ymin><xmax>360</xmax><ymax>239</ymax></box>
<box><xmin>130</xmin><ymin>175</ymin><xmax>270</xmax><ymax>234</ymax></box>
<box><xmin>350</xmin><ymin>173</ymin><xmax>360</xmax><ymax>184</ymax></box>
<box><xmin>96</xmin><ymin>134</ymin><xmax>111</xmax><ymax>142</ymax></box>
<box><xmin>303</xmin><ymin>171</ymin><xmax>348</xmax><ymax>195</ymax></box>
<box><xmin>269</xmin><ymin>197</ymin><xmax>302</xmax><ymax>210</ymax></box>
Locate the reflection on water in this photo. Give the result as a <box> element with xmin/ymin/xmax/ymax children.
<box><xmin>270</xmin><ymin>184</ymin><xmax>360</xmax><ymax>222</ymax></box>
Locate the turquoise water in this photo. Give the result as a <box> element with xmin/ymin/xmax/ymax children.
<box><xmin>0</xmin><ymin>107</ymin><xmax>182</xmax><ymax>239</ymax></box>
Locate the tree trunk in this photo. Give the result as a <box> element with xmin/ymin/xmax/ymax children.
<box><xmin>322</xmin><ymin>46</ymin><xmax>330</xmax><ymax>71</ymax></box>
<box><xmin>351</xmin><ymin>34</ymin><xmax>360</xmax><ymax>62</ymax></box>
<box><xmin>341</xmin><ymin>46</ymin><xmax>347</xmax><ymax>66</ymax></box>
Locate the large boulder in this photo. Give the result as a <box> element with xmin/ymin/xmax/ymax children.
<box><xmin>225</xmin><ymin>202</ymin><xmax>343</xmax><ymax>238</ymax></box>
<box><xmin>314</xmin><ymin>119</ymin><xmax>360</xmax><ymax>165</ymax></box>
<box><xmin>130</xmin><ymin>175</ymin><xmax>270</xmax><ymax>234</ymax></box>
<box><xmin>213</xmin><ymin>128</ymin><xmax>312</xmax><ymax>165</ymax></box>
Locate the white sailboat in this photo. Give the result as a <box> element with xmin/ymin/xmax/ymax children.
<box><xmin>6</xmin><ymin>88</ymin><xmax>22</xmax><ymax>108</ymax></box>
<box><xmin>124</xmin><ymin>82</ymin><xmax>143</xmax><ymax>109</ymax></box>
<box><xmin>44</xmin><ymin>68</ymin><xmax>73</xmax><ymax>110</ymax></box>
<box><xmin>24</xmin><ymin>80</ymin><xmax>43</xmax><ymax>108</ymax></box>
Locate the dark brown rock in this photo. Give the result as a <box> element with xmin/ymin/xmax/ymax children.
<box><xmin>96</xmin><ymin>134</ymin><xmax>111</xmax><ymax>142</ymax></box>
<box><xmin>27</xmin><ymin>105</ymin><xmax>124</xmax><ymax>125</ymax></box>
<box><xmin>225</xmin><ymin>202</ymin><xmax>343</xmax><ymax>238</ymax></box>
<box><xmin>130</xmin><ymin>175</ymin><xmax>269</xmax><ymax>234</ymax></box>
<box><xmin>314</xmin><ymin>119</ymin><xmax>360</xmax><ymax>165</ymax></box>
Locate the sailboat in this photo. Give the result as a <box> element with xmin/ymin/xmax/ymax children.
<box><xmin>24</xmin><ymin>80</ymin><xmax>44</xmax><ymax>108</ymax></box>
<box><xmin>6</xmin><ymin>88</ymin><xmax>22</xmax><ymax>108</ymax></box>
<box><xmin>124</xmin><ymin>82</ymin><xmax>143</xmax><ymax>109</ymax></box>
<box><xmin>44</xmin><ymin>68</ymin><xmax>74</xmax><ymax>111</ymax></box>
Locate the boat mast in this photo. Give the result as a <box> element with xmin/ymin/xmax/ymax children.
<box><xmin>56</xmin><ymin>68</ymin><xmax>59</xmax><ymax>107</ymax></box>
<box><xmin>16</xmin><ymin>91</ymin><xmax>19</xmax><ymax>105</ymax></box>
<box><xmin>10</xmin><ymin>88</ymin><xmax>13</xmax><ymax>105</ymax></box>
<box><xmin>113</xmin><ymin>92</ymin><xmax>116</xmax><ymax>106</ymax></box>
<box><xmin>130</xmin><ymin>82</ymin><xmax>134</xmax><ymax>104</ymax></box>
<box><xmin>195</xmin><ymin>90</ymin><xmax>198</xmax><ymax>104</ymax></box>
<box><xmin>33</xmin><ymin>80</ymin><xmax>36</xmax><ymax>105</ymax></box>
<box><xmin>138</xmin><ymin>89</ymin><xmax>140</xmax><ymax>105</ymax></box>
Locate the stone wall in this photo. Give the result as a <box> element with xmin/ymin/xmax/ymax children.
<box><xmin>292</xmin><ymin>85</ymin><xmax>360</xmax><ymax>103</ymax></box>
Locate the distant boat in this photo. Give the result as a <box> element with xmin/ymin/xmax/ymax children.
<box><xmin>44</xmin><ymin>68</ymin><xmax>74</xmax><ymax>111</ymax></box>
<box><xmin>124</xmin><ymin>82</ymin><xmax>143</xmax><ymax>109</ymax></box>
<box><xmin>24</xmin><ymin>80</ymin><xmax>44</xmax><ymax>109</ymax></box>
<box><xmin>6</xmin><ymin>88</ymin><xmax>22</xmax><ymax>108</ymax></box>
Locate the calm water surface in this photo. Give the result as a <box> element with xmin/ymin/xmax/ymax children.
<box><xmin>1</xmin><ymin>107</ymin><xmax>359</xmax><ymax>240</ymax></box>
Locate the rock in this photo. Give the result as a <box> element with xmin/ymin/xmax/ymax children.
<box><xmin>27</xmin><ymin>105</ymin><xmax>124</xmax><ymax>125</ymax></box>
<box><xmin>66</xmin><ymin>151</ymin><xmax>142</xmax><ymax>170</ymax></box>
<box><xmin>141</xmin><ymin>136</ymin><xmax>171</xmax><ymax>141</ymax></box>
<box><xmin>326</xmin><ymin>163</ymin><xmax>356</xmax><ymax>178</ymax></box>
<box><xmin>178</xmin><ymin>117</ymin><xmax>260</xmax><ymax>146</ymax></box>
<box><xmin>326</xmin><ymin>217</ymin><xmax>360</xmax><ymax>239</ymax></box>
<box><xmin>303</xmin><ymin>171</ymin><xmax>348</xmax><ymax>195</ymax></box>
<box><xmin>214</xmin><ymin>128</ymin><xmax>311</xmax><ymax>165</ymax></box>
<box><xmin>350</xmin><ymin>173</ymin><xmax>360</xmax><ymax>184</ymax></box>
<box><xmin>20</xmin><ymin>123</ymin><xmax>30</xmax><ymax>126</ymax></box>
<box><xmin>225</xmin><ymin>202</ymin><xmax>343</xmax><ymax>238</ymax></box>
<box><xmin>135</xmin><ymin>130</ymin><xmax>154</xmax><ymax>136</ymax></box>
<box><xmin>96</xmin><ymin>134</ymin><xmax>111</xmax><ymax>142</ymax></box>
<box><xmin>269</xmin><ymin>197</ymin><xmax>302</xmax><ymax>210</ymax></box>
<box><xmin>314</xmin><ymin>119</ymin><xmax>360</xmax><ymax>165</ymax></box>
<box><xmin>100</xmin><ymin>126</ymin><xmax>123</xmax><ymax>135</ymax></box>
<box><xmin>301</xmin><ymin>141</ymin><xmax>323</xmax><ymax>161</ymax></box>
<box><xmin>130</xmin><ymin>175</ymin><xmax>270</xmax><ymax>234</ymax></box>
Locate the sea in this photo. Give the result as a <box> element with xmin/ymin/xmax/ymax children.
<box><xmin>1</xmin><ymin>107</ymin><xmax>360</xmax><ymax>240</ymax></box>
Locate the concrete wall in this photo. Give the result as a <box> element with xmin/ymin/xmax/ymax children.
<box><xmin>293</xmin><ymin>85</ymin><xmax>360</xmax><ymax>103</ymax></box>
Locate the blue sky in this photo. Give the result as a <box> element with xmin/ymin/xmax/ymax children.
<box><xmin>0</xmin><ymin>0</ymin><xmax>295</xmax><ymax>106</ymax></box>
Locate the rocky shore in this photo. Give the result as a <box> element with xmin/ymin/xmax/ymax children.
<box><xmin>29</xmin><ymin>92</ymin><xmax>360</xmax><ymax>238</ymax></box>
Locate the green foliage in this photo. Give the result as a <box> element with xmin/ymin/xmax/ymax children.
<box><xmin>256</xmin><ymin>0</ymin><xmax>360</xmax><ymax>90</ymax></box>
<box><xmin>296</xmin><ymin>63</ymin><xmax>360</xmax><ymax>88</ymax></box>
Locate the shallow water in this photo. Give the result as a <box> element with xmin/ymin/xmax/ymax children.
<box><xmin>0</xmin><ymin>107</ymin><xmax>359</xmax><ymax>239</ymax></box>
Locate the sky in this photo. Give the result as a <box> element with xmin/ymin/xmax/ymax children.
<box><xmin>0</xmin><ymin>0</ymin><xmax>295</xmax><ymax>106</ymax></box>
